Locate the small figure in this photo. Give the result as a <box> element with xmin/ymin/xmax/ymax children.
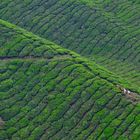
<box><xmin>123</xmin><ymin>88</ymin><xmax>127</xmax><ymax>94</ymax></box>
<box><xmin>127</xmin><ymin>90</ymin><xmax>131</xmax><ymax>95</ymax></box>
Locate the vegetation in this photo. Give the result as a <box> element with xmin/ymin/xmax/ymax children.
<box><xmin>0</xmin><ymin>0</ymin><xmax>139</xmax><ymax>90</ymax></box>
<box><xmin>0</xmin><ymin>0</ymin><xmax>140</xmax><ymax>139</ymax></box>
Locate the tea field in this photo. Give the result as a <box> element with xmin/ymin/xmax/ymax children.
<box><xmin>0</xmin><ymin>0</ymin><xmax>140</xmax><ymax>140</ymax></box>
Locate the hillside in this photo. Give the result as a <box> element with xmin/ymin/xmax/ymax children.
<box><xmin>0</xmin><ymin>0</ymin><xmax>140</xmax><ymax>140</ymax></box>
<box><xmin>0</xmin><ymin>0</ymin><xmax>140</xmax><ymax>90</ymax></box>
<box><xmin>0</xmin><ymin>19</ymin><xmax>140</xmax><ymax>140</ymax></box>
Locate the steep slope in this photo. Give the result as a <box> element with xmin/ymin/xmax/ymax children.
<box><xmin>0</xmin><ymin>0</ymin><xmax>140</xmax><ymax>89</ymax></box>
<box><xmin>1</xmin><ymin>20</ymin><xmax>140</xmax><ymax>140</ymax></box>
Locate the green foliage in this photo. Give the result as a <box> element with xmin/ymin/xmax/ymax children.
<box><xmin>0</xmin><ymin>1</ymin><xmax>140</xmax><ymax>139</ymax></box>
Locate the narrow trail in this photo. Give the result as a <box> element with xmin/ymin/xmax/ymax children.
<box><xmin>117</xmin><ymin>85</ymin><xmax>140</xmax><ymax>104</ymax></box>
<box><xmin>0</xmin><ymin>117</ymin><xmax>5</xmax><ymax>129</ymax></box>
<box><xmin>0</xmin><ymin>55</ymin><xmax>73</xmax><ymax>61</ymax></box>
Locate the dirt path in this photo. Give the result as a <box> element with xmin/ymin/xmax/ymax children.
<box><xmin>0</xmin><ymin>117</ymin><xmax>5</xmax><ymax>129</ymax></box>
<box><xmin>117</xmin><ymin>85</ymin><xmax>140</xmax><ymax>104</ymax></box>
<box><xmin>0</xmin><ymin>55</ymin><xmax>73</xmax><ymax>61</ymax></box>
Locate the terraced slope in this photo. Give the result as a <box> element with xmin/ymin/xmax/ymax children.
<box><xmin>0</xmin><ymin>0</ymin><xmax>140</xmax><ymax>89</ymax></box>
<box><xmin>1</xmin><ymin>19</ymin><xmax>140</xmax><ymax>140</ymax></box>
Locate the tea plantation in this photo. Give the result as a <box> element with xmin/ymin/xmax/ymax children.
<box><xmin>0</xmin><ymin>0</ymin><xmax>140</xmax><ymax>89</ymax></box>
<box><xmin>0</xmin><ymin>0</ymin><xmax>140</xmax><ymax>140</ymax></box>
